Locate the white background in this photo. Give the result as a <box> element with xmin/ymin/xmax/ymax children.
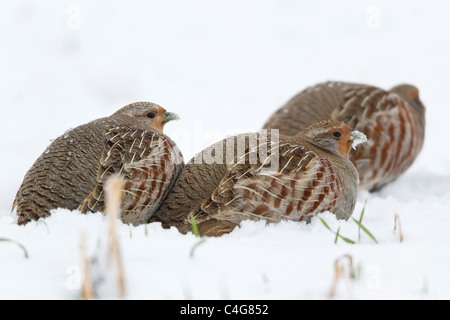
<box><xmin>0</xmin><ymin>1</ymin><xmax>449</xmax><ymax>299</ymax></box>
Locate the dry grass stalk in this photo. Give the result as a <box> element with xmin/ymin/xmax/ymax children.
<box><xmin>80</xmin><ymin>231</ymin><xmax>95</xmax><ymax>300</ymax></box>
<box><xmin>104</xmin><ymin>175</ymin><xmax>127</xmax><ymax>299</ymax></box>
<box><xmin>394</xmin><ymin>214</ymin><xmax>404</xmax><ymax>243</ymax></box>
<box><xmin>328</xmin><ymin>254</ymin><xmax>355</xmax><ymax>299</ymax></box>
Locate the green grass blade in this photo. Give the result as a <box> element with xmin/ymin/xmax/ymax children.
<box><xmin>0</xmin><ymin>238</ymin><xmax>29</xmax><ymax>259</ymax></box>
<box><xmin>357</xmin><ymin>200</ymin><xmax>368</xmax><ymax>241</ymax></box>
<box><xmin>189</xmin><ymin>216</ymin><xmax>207</xmax><ymax>257</ymax></box>
<box><xmin>351</xmin><ymin>217</ymin><xmax>378</xmax><ymax>244</ymax></box>
<box><xmin>190</xmin><ymin>238</ymin><xmax>206</xmax><ymax>258</ymax></box>
<box><xmin>37</xmin><ymin>218</ymin><xmax>50</xmax><ymax>233</ymax></box>
<box><xmin>319</xmin><ymin>218</ymin><xmax>355</xmax><ymax>245</ymax></box>
<box><xmin>319</xmin><ymin>217</ymin><xmax>332</xmax><ymax>231</ymax></box>
<box><xmin>191</xmin><ymin>217</ymin><xmax>200</xmax><ymax>238</ymax></box>
<box><xmin>334</xmin><ymin>227</ymin><xmax>340</xmax><ymax>244</ymax></box>
<box><xmin>338</xmin><ymin>234</ymin><xmax>356</xmax><ymax>244</ymax></box>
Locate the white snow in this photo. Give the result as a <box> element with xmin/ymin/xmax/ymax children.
<box><xmin>1</xmin><ymin>1</ymin><xmax>450</xmax><ymax>300</ymax></box>
<box><xmin>351</xmin><ymin>130</ymin><xmax>367</xmax><ymax>149</ymax></box>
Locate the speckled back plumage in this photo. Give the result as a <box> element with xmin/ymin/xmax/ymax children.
<box><xmin>13</xmin><ymin>120</ymin><xmax>105</xmax><ymax>224</ymax></box>
<box><xmin>13</xmin><ymin>102</ymin><xmax>184</xmax><ymax>226</ymax></box>
<box><xmin>152</xmin><ymin>120</ymin><xmax>361</xmax><ymax>237</ymax></box>
<box><xmin>262</xmin><ymin>81</ymin><xmax>426</xmax><ymax>191</ymax></box>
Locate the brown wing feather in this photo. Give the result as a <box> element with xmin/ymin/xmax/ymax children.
<box><xmin>263</xmin><ymin>82</ymin><xmax>346</xmax><ymax>135</ymax></box>
<box><xmin>79</xmin><ymin>126</ymin><xmax>183</xmax><ymax>225</ymax></box>
<box><xmin>190</xmin><ymin>138</ymin><xmax>346</xmax><ymax>236</ymax></box>
<box><xmin>335</xmin><ymin>85</ymin><xmax>423</xmax><ymax>189</ymax></box>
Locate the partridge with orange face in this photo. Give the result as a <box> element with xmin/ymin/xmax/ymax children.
<box><xmin>262</xmin><ymin>81</ymin><xmax>426</xmax><ymax>191</ymax></box>
<box><xmin>151</xmin><ymin>120</ymin><xmax>366</xmax><ymax>237</ymax></box>
<box><xmin>13</xmin><ymin>102</ymin><xmax>184</xmax><ymax>226</ymax></box>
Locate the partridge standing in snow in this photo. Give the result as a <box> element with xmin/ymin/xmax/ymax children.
<box><xmin>262</xmin><ymin>81</ymin><xmax>426</xmax><ymax>191</ymax></box>
<box><xmin>13</xmin><ymin>102</ymin><xmax>184</xmax><ymax>226</ymax></box>
<box><xmin>151</xmin><ymin>120</ymin><xmax>366</xmax><ymax>237</ymax></box>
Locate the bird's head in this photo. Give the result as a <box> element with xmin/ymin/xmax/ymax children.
<box><xmin>301</xmin><ymin>120</ymin><xmax>367</xmax><ymax>158</ymax></box>
<box><xmin>114</xmin><ymin>102</ymin><xmax>180</xmax><ymax>132</ymax></box>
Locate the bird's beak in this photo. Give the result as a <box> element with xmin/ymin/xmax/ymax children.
<box><xmin>350</xmin><ymin>130</ymin><xmax>367</xmax><ymax>150</ymax></box>
<box><xmin>346</xmin><ymin>140</ymin><xmax>354</xmax><ymax>156</ymax></box>
<box><xmin>162</xmin><ymin>111</ymin><xmax>180</xmax><ymax>125</ymax></box>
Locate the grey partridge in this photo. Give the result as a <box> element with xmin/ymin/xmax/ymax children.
<box><xmin>262</xmin><ymin>81</ymin><xmax>426</xmax><ymax>191</ymax></box>
<box><xmin>13</xmin><ymin>102</ymin><xmax>184</xmax><ymax>226</ymax></box>
<box><xmin>151</xmin><ymin>120</ymin><xmax>366</xmax><ymax>237</ymax></box>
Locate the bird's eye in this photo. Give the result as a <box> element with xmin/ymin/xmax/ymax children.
<box><xmin>332</xmin><ymin>131</ymin><xmax>342</xmax><ymax>138</ymax></box>
<box><xmin>146</xmin><ymin>113</ymin><xmax>156</xmax><ymax>119</ymax></box>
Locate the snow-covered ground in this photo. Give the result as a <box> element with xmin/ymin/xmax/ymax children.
<box><xmin>1</xmin><ymin>1</ymin><xmax>449</xmax><ymax>300</ymax></box>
